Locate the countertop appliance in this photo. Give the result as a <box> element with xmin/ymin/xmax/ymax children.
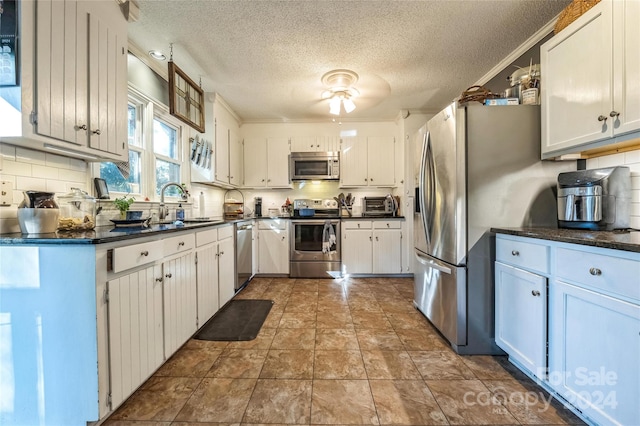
<box><xmin>290</xmin><ymin>151</ymin><xmax>340</xmax><ymax>181</ymax></box>
<box><xmin>235</xmin><ymin>220</ymin><xmax>254</xmax><ymax>291</ymax></box>
<box><xmin>413</xmin><ymin>103</ymin><xmax>575</xmax><ymax>354</ymax></box>
<box><xmin>363</xmin><ymin>195</ymin><xmax>398</xmax><ymax>217</ymax></box>
<box><xmin>290</xmin><ymin>198</ymin><xmax>341</xmax><ymax>277</ymax></box>
<box><xmin>557</xmin><ymin>166</ymin><xmax>631</xmax><ymax>231</ymax></box>
<box><xmin>254</xmin><ymin>197</ymin><xmax>262</xmax><ymax>217</ymax></box>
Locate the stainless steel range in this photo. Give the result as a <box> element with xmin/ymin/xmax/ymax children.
<box><xmin>290</xmin><ymin>199</ymin><xmax>341</xmax><ymax>278</ymax></box>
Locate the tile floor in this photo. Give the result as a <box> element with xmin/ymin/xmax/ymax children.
<box><xmin>104</xmin><ymin>277</ymin><xmax>585</xmax><ymax>425</ymax></box>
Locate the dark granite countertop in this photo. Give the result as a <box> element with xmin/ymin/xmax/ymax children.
<box><xmin>0</xmin><ymin>218</ymin><xmax>239</xmax><ymax>245</ymax></box>
<box><xmin>1</xmin><ymin>215</ymin><xmax>405</xmax><ymax>245</ymax></box>
<box><xmin>491</xmin><ymin>227</ymin><xmax>640</xmax><ymax>254</ymax></box>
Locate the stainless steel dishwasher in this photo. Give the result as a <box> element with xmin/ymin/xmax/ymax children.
<box><xmin>235</xmin><ymin>220</ymin><xmax>254</xmax><ymax>291</ymax></box>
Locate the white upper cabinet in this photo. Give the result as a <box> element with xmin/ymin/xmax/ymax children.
<box><xmin>37</xmin><ymin>0</ymin><xmax>127</xmax><ymax>156</ymax></box>
<box><xmin>243</xmin><ymin>137</ymin><xmax>291</xmax><ymax>188</ymax></box>
<box><xmin>229</xmin><ymin>129</ymin><xmax>243</xmax><ymax>187</ymax></box>
<box><xmin>211</xmin><ymin>97</ymin><xmax>242</xmax><ymax>188</ymax></box>
<box><xmin>2</xmin><ymin>0</ymin><xmax>128</xmax><ymax>160</ymax></box>
<box><xmin>541</xmin><ymin>0</ymin><xmax>640</xmax><ymax>158</ymax></box>
<box><xmin>340</xmin><ymin>136</ymin><xmax>395</xmax><ymax>187</ymax></box>
<box><xmin>291</xmin><ymin>136</ymin><xmax>339</xmax><ymax>152</ymax></box>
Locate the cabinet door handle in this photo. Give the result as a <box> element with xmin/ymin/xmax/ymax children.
<box><xmin>375</xmin><ymin>236</ymin><xmax>379</xmax><ymax>241</ymax></box>
<box><xmin>511</xmin><ymin>250</ymin><xmax>519</xmax><ymax>256</ymax></box>
<box><xmin>609</xmin><ymin>110</ymin><xmax>620</xmax><ymax>118</ymax></box>
<box><xmin>386</xmin><ymin>223</ymin><xmax>390</xmax><ymax>228</ymax></box>
<box><xmin>370</xmin><ymin>178</ymin><xmax>373</xmax><ymax>182</ymax></box>
<box><xmin>165</xmin><ymin>272</ymin><xmax>172</xmax><ymax>278</ymax></box>
<box><xmin>369</xmin><ymin>236</ymin><xmax>372</xmax><ymax>241</ymax></box>
<box><xmin>141</xmin><ymin>251</ymin><xmax>149</xmax><ymax>256</ymax></box>
<box><xmin>76</xmin><ymin>124</ymin><xmax>87</xmax><ymax>130</ymax></box>
<box><xmin>364</xmin><ymin>178</ymin><xmax>368</xmax><ymax>182</ymax></box>
<box><xmin>261</xmin><ymin>179</ymin><xmax>265</xmax><ymax>182</ymax></box>
<box><xmin>92</xmin><ymin>129</ymin><xmax>101</xmax><ymax>135</ymax></box>
<box><xmin>589</xmin><ymin>267</ymin><xmax>602</xmax><ymax>276</ymax></box>
<box><xmin>531</xmin><ymin>290</ymin><xmax>541</xmax><ymax>297</ymax></box>
<box><xmin>155</xmin><ymin>277</ymin><xmax>163</xmax><ymax>282</ymax></box>
<box><xmin>178</xmin><ymin>241</ymin><xmax>185</xmax><ymax>246</ymax></box>
<box><xmin>597</xmin><ymin>115</ymin><xmax>608</xmax><ymax>123</ymax></box>
<box><xmin>220</xmin><ymin>251</ymin><xmax>224</xmax><ymax>256</ymax></box>
<box><xmin>281</xmin><ymin>236</ymin><xmax>285</xmax><ymax>241</ymax></box>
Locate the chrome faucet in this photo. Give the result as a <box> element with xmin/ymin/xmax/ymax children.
<box><xmin>159</xmin><ymin>182</ymin><xmax>185</xmax><ymax>220</ymax></box>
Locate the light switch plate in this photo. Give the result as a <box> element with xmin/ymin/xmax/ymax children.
<box><xmin>0</xmin><ymin>181</ymin><xmax>12</xmax><ymax>206</ymax></box>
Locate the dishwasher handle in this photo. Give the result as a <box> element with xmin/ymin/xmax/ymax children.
<box><xmin>237</xmin><ymin>224</ymin><xmax>253</xmax><ymax>231</ymax></box>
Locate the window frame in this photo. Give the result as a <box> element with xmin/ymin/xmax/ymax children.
<box><xmin>93</xmin><ymin>85</ymin><xmax>189</xmax><ymax>203</ymax></box>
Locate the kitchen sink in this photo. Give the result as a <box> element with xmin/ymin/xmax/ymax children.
<box><xmin>153</xmin><ymin>218</ymin><xmax>224</xmax><ymax>225</ymax></box>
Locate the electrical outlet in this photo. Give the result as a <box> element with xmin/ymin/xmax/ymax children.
<box><xmin>0</xmin><ymin>181</ymin><xmax>13</xmax><ymax>206</ymax></box>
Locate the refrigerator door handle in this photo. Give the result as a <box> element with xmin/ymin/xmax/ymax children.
<box><xmin>419</xmin><ymin>131</ymin><xmax>431</xmax><ymax>247</ymax></box>
<box><xmin>415</xmin><ymin>252</ymin><xmax>452</xmax><ymax>274</ymax></box>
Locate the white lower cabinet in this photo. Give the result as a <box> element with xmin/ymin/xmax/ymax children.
<box><xmin>341</xmin><ymin>220</ymin><xmax>403</xmax><ymax>274</ymax></box>
<box><xmin>162</xmin><ymin>250</ymin><xmax>197</xmax><ymax>357</ymax></box>
<box><xmin>257</xmin><ymin>219</ymin><xmax>289</xmax><ymax>274</ymax></box>
<box><xmin>495</xmin><ymin>233</ymin><xmax>640</xmax><ymax>426</ymax></box>
<box><xmin>218</xmin><ymin>229</ymin><xmax>236</xmax><ymax>306</ymax></box>
<box><xmin>494</xmin><ymin>262</ymin><xmax>546</xmax><ymax>379</ymax></box>
<box><xmin>550</xmin><ymin>279</ymin><xmax>640</xmax><ymax>426</ymax></box>
<box><xmin>107</xmin><ymin>263</ymin><xmax>164</xmax><ymax>410</ymax></box>
<box><xmin>195</xmin><ymin>229</ymin><xmax>220</xmax><ymax>326</ymax></box>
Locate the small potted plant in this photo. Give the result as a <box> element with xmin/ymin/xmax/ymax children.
<box><xmin>113</xmin><ymin>195</ymin><xmax>137</xmax><ymax>219</ymax></box>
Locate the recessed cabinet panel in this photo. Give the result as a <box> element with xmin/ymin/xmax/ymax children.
<box><xmin>495</xmin><ymin>262</ymin><xmax>547</xmax><ymax>379</ymax></box>
<box><xmin>35</xmin><ymin>0</ymin><xmax>127</xmax><ymax>156</ymax></box>
<box><xmin>549</xmin><ymin>280</ymin><xmax>640</xmax><ymax>426</ymax></box>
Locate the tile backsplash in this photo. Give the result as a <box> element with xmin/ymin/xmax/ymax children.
<box><xmin>585</xmin><ymin>148</ymin><xmax>640</xmax><ymax>230</ymax></box>
<box><xmin>0</xmin><ymin>144</ymin><xmax>227</xmax><ymax>233</ymax></box>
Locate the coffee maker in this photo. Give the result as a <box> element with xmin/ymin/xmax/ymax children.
<box><xmin>557</xmin><ymin>166</ymin><xmax>631</xmax><ymax>230</ymax></box>
<box><xmin>254</xmin><ymin>197</ymin><xmax>262</xmax><ymax>217</ymax></box>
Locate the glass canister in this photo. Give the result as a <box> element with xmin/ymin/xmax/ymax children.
<box><xmin>57</xmin><ymin>188</ymin><xmax>97</xmax><ymax>231</ymax></box>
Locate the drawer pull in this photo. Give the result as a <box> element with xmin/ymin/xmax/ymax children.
<box><xmin>531</xmin><ymin>290</ymin><xmax>541</xmax><ymax>297</ymax></box>
<box><xmin>178</xmin><ymin>241</ymin><xmax>185</xmax><ymax>246</ymax></box>
<box><xmin>511</xmin><ymin>250</ymin><xmax>520</xmax><ymax>256</ymax></box>
<box><xmin>589</xmin><ymin>267</ymin><xmax>602</xmax><ymax>276</ymax></box>
<box><xmin>140</xmin><ymin>251</ymin><xmax>149</xmax><ymax>256</ymax></box>
<box><xmin>165</xmin><ymin>273</ymin><xmax>172</xmax><ymax>278</ymax></box>
<box><xmin>155</xmin><ymin>277</ymin><xmax>163</xmax><ymax>282</ymax></box>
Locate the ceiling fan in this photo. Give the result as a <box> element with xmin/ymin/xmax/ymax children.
<box><xmin>320</xmin><ymin>69</ymin><xmax>360</xmax><ymax>115</ymax></box>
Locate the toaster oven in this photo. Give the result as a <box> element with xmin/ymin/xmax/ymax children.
<box><xmin>363</xmin><ymin>196</ymin><xmax>397</xmax><ymax>217</ymax></box>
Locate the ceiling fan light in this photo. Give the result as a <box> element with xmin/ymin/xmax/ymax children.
<box><xmin>329</xmin><ymin>96</ymin><xmax>341</xmax><ymax>115</ymax></box>
<box><xmin>321</xmin><ymin>90</ymin><xmax>333</xmax><ymax>100</ymax></box>
<box><xmin>348</xmin><ymin>87</ymin><xmax>360</xmax><ymax>98</ymax></box>
<box><xmin>343</xmin><ymin>97</ymin><xmax>356</xmax><ymax>113</ymax></box>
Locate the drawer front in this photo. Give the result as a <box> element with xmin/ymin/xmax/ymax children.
<box><xmin>196</xmin><ymin>228</ymin><xmax>218</xmax><ymax>247</ymax></box>
<box><xmin>372</xmin><ymin>221</ymin><xmax>401</xmax><ymax>229</ymax></box>
<box><xmin>555</xmin><ymin>247</ymin><xmax>640</xmax><ymax>302</ymax></box>
<box><xmin>258</xmin><ymin>220</ymin><xmax>287</xmax><ymax>231</ymax></box>
<box><xmin>496</xmin><ymin>237</ymin><xmax>549</xmax><ymax>274</ymax></box>
<box><xmin>217</xmin><ymin>224</ymin><xmax>234</xmax><ymax>239</ymax></box>
<box><xmin>343</xmin><ymin>220</ymin><xmax>372</xmax><ymax>230</ymax></box>
<box><xmin>112</xmin><ymin>241</ymin><xmax>163</xmax><ymax>273</ymax></box>
<box><xmin>163</xmin><ymin>233</ymin><xmax>195</xmax><ymax>257</ymax></box>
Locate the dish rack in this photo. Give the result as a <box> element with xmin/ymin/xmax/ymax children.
<box><xmin>223</xmin><ymin>189</ymin><xmax>244</xmax><ymax>219</ymax></box>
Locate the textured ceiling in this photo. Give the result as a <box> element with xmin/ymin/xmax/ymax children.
<box><xmin>127</xmin><ymin>0</ymin><xmax>569</xmax><ymax>122</ymax></box>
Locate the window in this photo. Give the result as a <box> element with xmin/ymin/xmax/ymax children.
<box><xmin>97</xmin><ymin>88</ymin><xmax>186</xmax><ymax>201</ymax></box>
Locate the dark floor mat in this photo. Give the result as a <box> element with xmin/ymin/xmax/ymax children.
<box><xmin>194</xmin><ymin>299</ymin><xmax>274</xmax><ymax>341</ymax></box>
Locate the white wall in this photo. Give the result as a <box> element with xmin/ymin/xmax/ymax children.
<box><xmin>585</xmin><ymin>149</ymin><xmax>640</xmax><ymax>230</ymax></box>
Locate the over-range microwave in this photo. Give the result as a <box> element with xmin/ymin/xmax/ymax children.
<box><xmin>289</xmin><ymin>151</ymin><xmax>340</xmax><ymax>181</ymax></box>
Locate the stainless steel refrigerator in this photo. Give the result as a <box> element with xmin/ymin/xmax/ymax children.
<box><xmin>413</xmin><ymin>103</ymin><xmax>574</xmax><ymax>354</ymax></box>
